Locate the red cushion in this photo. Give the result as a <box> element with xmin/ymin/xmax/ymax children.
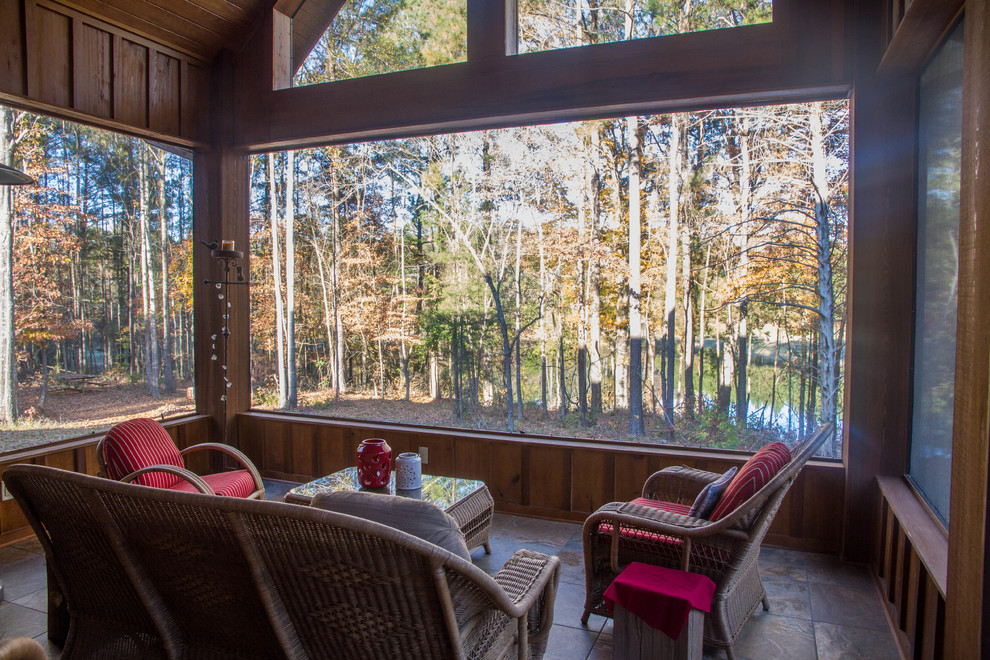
<box><xmin>170</xmin><ymin>469</ymin><xmax>257</xmax><ymax>498</ymax></box>
<box><xmin>597</xmin><ymin>498</ymin><xmax>731</xmax><ymax>566</ymax></box>
<box><xmin>708</xmin><ymin>442</ymin><xmax>791</xmax><ymax>521</ymax></box>
<box><xmin>599</xmin><ymin>499</ymin><xmax>691</xmax><ymax>544</ymax></box>
<box><xmin>629</xmin><ymin>498</ymin><xmax>692</xmax><ymax>516</ymax></box>
<box><xmin>101</xmin><ymin>418</ymin><xmax>183</xmax><ymax>489</ymax></box>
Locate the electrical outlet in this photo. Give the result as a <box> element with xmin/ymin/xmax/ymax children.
<box><xmin>418</xmin><ymin>446</ymin><xmax>429</xmax><ymax>464</ymax></box>
<box><xmin>1</xmin><ymin>483</ymin><xmax>12</xmax><ymax>502</ymax></box>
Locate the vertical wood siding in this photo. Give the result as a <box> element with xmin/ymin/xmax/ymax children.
<box><xmin>237</xmin><ymin>412</ymin><xmax>845</xmax><ymax>552</ymax></box>
<box><xmin>0</xmin><ymin>0</ymin><xmax>208</xmax><ymax>145</ymax></box>
<box><xmin>0</xmin><ymin>415</ymin><xmax>213</xmax><ymax>544</ymax></box>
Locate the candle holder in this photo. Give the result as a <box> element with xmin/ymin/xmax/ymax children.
<box><xmin>202</xmin><ymin>240</ymin><xmax>247</xmax><ymax>444</ymax></box>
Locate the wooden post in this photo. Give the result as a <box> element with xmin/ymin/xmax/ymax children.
<box><xmin>193</xmin><ymin>50</ymin><xmax>250</xmax><ymax>448</ymax></box>
<box><xmin>947</xmin><ymin>2</ymin><xmax>990</xmax><ymax>656</ymax></box>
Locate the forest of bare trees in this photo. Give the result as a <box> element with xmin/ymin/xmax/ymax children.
<box><xmin>248</xmin><ymin>0</ymin><xmax>845</xmax><ymax>456</ymax></box>
<box><xmin>0</xmin><ymin>104</ymin><xmax>195</xmax><ymax>434</ymax></box>
<box><xmin>251</xmin><ymin>103</ymin><xmax>848</xmax><ymax>456</ymax></box>
<box><xmin>0</xmin><ymin>0</ymin><xmax>846</xmax><ymax>457</ymax></box>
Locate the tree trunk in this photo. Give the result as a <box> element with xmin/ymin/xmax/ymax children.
<box><xmin>0</xmin><ymin>107</ymin><xmax>17</xmax><ymax>424</ymax></box>
<box><xmin>483</xmin><ymin>274</ymin><xmax>515</xmax><ymax>431</ymax></box>
<box><xmin>269</xmin><ymin>153</ymin><xmax>288</xmax><ymax>408</ymax></box>
<box><xmin>625</xmin><ymin>5</ymin><xmax>644</xmax><ymax>436</ymax></box>
<box><xmin>158</xmin><ymin>150</ymin><xmax>176</xmax><ymax>395</ymax></box>
<box><xmin>285</xmin><ymin>150</ymin><xmax>298</xmax><ymax>409</ymax></box>
<box><xmin>331</xmin><ymin>161</ymin><xmax>346</xmax><ymax>397</ymax></box>
<box><xmin>810</xmin><ymin>102</ymin><xmax>838</xmax><ymax>449</ymax></box>
<box><xmin>539</xmin><ymin>224</ymin><xmax>548</xmax><ymax>416</ymax></box>
<box><xmin>717</xmin><ymin>306</ymin><xmax>734</xmax><ymax>416</ymax></box>
<box><xmin>39</xmin><ymin>345</ymin><xmax>48</xmax><ymax>409</ymax></box>
<box><xmin>589</xmin><ymin>131</ymin><xmax>603</xmax><ymax>423</ymax></box>
<box><xmin>139</xmin><ymin>147</ymin><xmax>160</xmax><ymax>397</ymax></box>
<box><xmin>664</xmin><ymin>114</ymin><xmax>682</xmax><ymax>423</ymax></box>
<box><xmin>698</xmin><ymin>241</ymin><xmax>711</xmax><ymax>415</ymax></box>
<box><xmin>514</xmin><ymin>218</ymin><xmax>524</xmax><ymax>421</ymax></box>
<box><xmin>681</xmin><ymin>137</ymin><xmax>695</xmax><ymax>419</ymax></box>
<box><xmin>735</xmin><ymin>119</ymin><xmax>752</xmax><ymax>426</ymax></box>
<box><xmin>578</xmin><ymin>160</ymin><xmax>589</xmax><ymax>426</ymax></box>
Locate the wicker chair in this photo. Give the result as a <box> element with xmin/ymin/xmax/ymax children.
<box><xmin>4</xmin><ymin>464</ymin><xmax>559</xmax><ymax>660</ymax></box>
<box><xmin>581</xmin><ymin>424</ymin><xmax>833</xmax><ymax>660</ymax></box>
<box><xmin>96</xmin><ymin>417</ymin><xmax>265</xmax><ymax>499</ymax></box>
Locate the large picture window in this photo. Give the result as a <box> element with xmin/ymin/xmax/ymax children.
<box><xmin>908</xmin><ymin>20</ymin><xmax>965</xmax><ymax>527</ymax></box>
<box><xmin>0</xmin><ymin>106</ymin><xmax>195</xmax><ymax>454</ymax></box>
<box><xmin>249</xmin><ymin>101</ymin><xmax>848</xmax><ymax>457</ymax></box>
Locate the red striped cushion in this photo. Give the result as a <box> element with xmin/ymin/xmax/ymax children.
<box><xmin>598</xmin><ymin>499</ymin><xmax>692</xmax><ymax>543</ymax></box>
<box><xmin>709</xmin><ymin>442</ymin><xmax>791</xmax><ymax>521</ymax></box>
<box><xmin>629</xmin><ymin>498</ymin><xmax>692</xmax><ymax>516</ymax></box>
<box><xmin>170</xmin><ymin>469</ymin><xmax>257</xmax><ymax>498</ymax></box>
<box><xmin>101</xmin><ymin>418</ymin><xmax>183</xmax><ymax>489</ymax></box>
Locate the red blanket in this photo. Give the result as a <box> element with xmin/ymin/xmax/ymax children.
<box><xmin>603</xmin><ymin>562</ymin><xmax>716</xmax><ymax>640</ymax></box>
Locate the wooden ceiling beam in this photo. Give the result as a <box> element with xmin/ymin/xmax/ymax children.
<box><xmin>237</xmin><ymin>0</ymin><xmax>851</xmax><ymax>152</ymax></box>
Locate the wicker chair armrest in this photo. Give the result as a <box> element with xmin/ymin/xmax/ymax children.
<box><xmin>586</xmin><ymin>501</ymin><xmax>749</xmax><ymax>574</ymax></box>
<box><xmin>119</xmin><ymin>466</ymin><xmax>216</xmax><ymax>495</ymax></box>
<box><xmin>642</xmin><ymin>466</ymin><xmax>723</xmax><ymax>503</ymax></box>
<box><xmin>179</xmin><ymin>443</ymin><xmax>265</xmax><ymax>492</ymax></box>
<box><xmin>492</xmin><ymin>549</ymin><xmax>561</xmax><ymax>620</ymax></box>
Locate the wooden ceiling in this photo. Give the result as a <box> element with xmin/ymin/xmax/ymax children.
<box><xmin>49</xmin><ymin>0</ymin><xmax>344</xmax><ymax>65</ymax></box>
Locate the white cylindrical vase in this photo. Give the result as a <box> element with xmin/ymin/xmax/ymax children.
<box><xmin>395</xmin><ymin>452</ymin><xmax>423</xmax><ymax>490</ymax></box>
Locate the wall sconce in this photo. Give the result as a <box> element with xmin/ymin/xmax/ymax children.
<box><xmin>0</xmin><ymin>163</ymin><xmax>33</xmax><ymax>186</ymax></box>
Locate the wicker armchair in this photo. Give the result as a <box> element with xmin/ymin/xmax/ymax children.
<box><xmin>4</xmin><ymin>464</ymin><xmax>560</xmax><ymax>660</ymax></box>
<box><xmin>581</xmin><ymin>424</ymin><xmax>833</xmax><ymax>660</ymax></box>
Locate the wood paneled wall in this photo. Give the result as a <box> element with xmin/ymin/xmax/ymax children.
<box><xmin>0</xmin><ymin>415</ymin><xmax>213</xmax><ymax>546</ymax></box>
<box><xmin>238</xmin><ymin>412</ymin><xmax>845</xmax><ymax>552</ymax></box>
<box><xmin>0</xmin><ymin>0</ymin><xmax>209</xmax><ymax>145</ymax></box>
<box><xmin>876</xmin><ymin>477</ymin><xmax>947</xmax><ymax>660</ymax></box>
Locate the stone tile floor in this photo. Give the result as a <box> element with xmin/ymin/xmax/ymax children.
<box><xmin>0</xmin><ymin>479</ymin><xmax>901</xmax><ymax>659</ymax></box>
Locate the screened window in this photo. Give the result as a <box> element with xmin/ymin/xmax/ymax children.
<box><xmin>293</xmin><ymin>0</ymin><xmax>467</xmax><ymax>87</ymax></box>
<box><xmin>0</xmin><ymin>106</ymin><xmax>196</xmax><ymax>454</ymax></box>
<box><xmin>908</xmin><ymin>20</ymin><xmax>964</xmax><ymax>527</ymax></box>
<box><xmin>249</xmin><ymin>101</ymin><xmax>847</xmax><ymax>457</ymax></box>
<box><xmin>517</xmin><ymin>0</ymin><xmax>772</xmax><ymax>55</ymax></box>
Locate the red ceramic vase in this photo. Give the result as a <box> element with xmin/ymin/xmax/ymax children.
<box><xmin>356</xmin><ymin>438</ymin><xmax>392</xmax><ymax>489</ymax></box>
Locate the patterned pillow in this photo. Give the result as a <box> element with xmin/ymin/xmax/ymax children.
<box><xmin>709</xmin><ymin>442</ymin><xmax>792</xmax><ymax>521</ymax></box>
<box><xmin>688</xmin><ymin>467</ymin><xmax>738</xmax><ymax>519</ymax></box>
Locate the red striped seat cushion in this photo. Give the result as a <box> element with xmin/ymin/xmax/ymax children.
<box><xmin>101</xmin><ymin>418</ymin><xmax>183</xmax><ymax>489</ymax></box>
<box><xmin>170</xmin><ymin>469</ymin><xmax>257</xmax><ymax>498</ymax></box>
<box><xmin>709</xmin><ymin>442</ymin><xmax>791</xmax><ymax>521</ymax></box>
<box><xmin>598</xmin><ymin>498</ymin><xmax>691</xmax><ymax>543</ymax></box>
<box><xmin>629</xmin><ymin>498</ymin><xmax>692</xmax><ymax>516</ymax></box>
<box><xmin>597</xmin><ymin>498</ymin><xmax>731</xmax><ymax>566</ymax></box>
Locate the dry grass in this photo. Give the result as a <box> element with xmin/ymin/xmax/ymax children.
<box><xmin>0</xmin><ymin>381</ymin><xmax>195</xmax><ymax>454</ymax></box>
<box><xmin>289</xmin><ymin>387</ymin><xmax>784</xmax><ymax>451</ymax></box>
<box><xmin>2</xmin><ymin>380</ymin><xmax>787</xmax><ymax>456</ymax></box>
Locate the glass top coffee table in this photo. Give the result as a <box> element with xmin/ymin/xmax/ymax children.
<box><xmin>285</xmin><ymin>467</ymin><xmax>494</xmax><ymax>553</ymax></box>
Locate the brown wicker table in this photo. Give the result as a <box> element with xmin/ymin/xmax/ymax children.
<box><xmin>285</xmin><ymin>467</ymin><xmax>495</xmax><ymax>554</ymax></box>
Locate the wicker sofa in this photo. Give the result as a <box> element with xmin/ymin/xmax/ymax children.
<box><xmin>582</xmin><ymin>423</ymin><xmax>833</xmax><ymax>660</ymax></box>
<box><xmin>4</xmin><ymin>464</ymin><xmax>560</xmax><ymax>660</ymax></box>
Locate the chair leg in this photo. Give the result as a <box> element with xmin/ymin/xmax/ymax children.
<box><xmin>483</xmin><ymin>542</ymin><xmax>491</xmax><ymax>554</ymax></box>
<box><xmin>762</xmin><ymin>594</ymin><xmax>770</xmax><ymax>611</ymax></box>
<box><xmin>580</xmin><ymin>609</ymin><xmax>591</xmax><ymax>626</ymax></box>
